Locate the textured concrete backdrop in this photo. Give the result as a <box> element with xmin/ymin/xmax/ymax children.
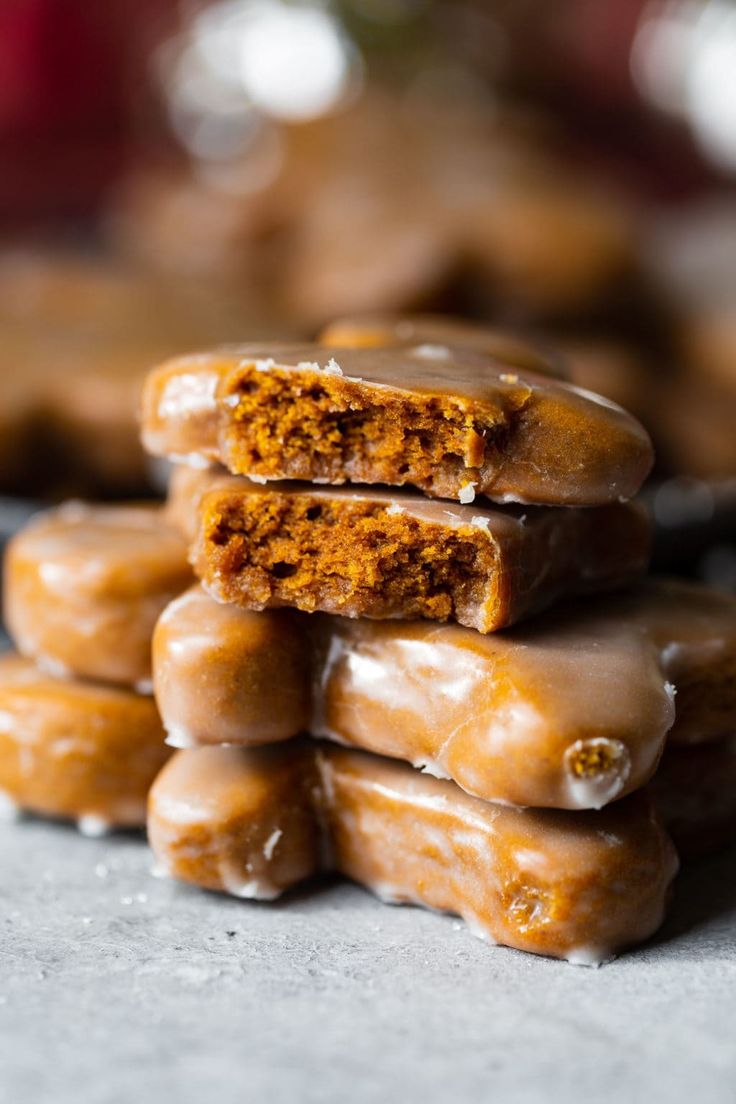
<box><xmin>1</xmin><ymin>816</ymin><xmax>735</xmax><ymax>1104</ymax></box>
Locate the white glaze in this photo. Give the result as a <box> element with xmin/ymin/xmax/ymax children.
<box><xmin>77</xmin><ymin>815</ymin><xmax>112</xmax><ymax>839</ymax></box>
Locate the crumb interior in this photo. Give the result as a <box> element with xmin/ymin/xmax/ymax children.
<box><xmin>567</xmin><ymin>741</ymin><xmax>625</xmax><ymax>779</ymax></box>
<box><xmin>223</xmin><ymin>367</ymin><xmax>510</xmax><ymax>492</ymax></box>
<box><xmin>203</xmin><ymin>494</ymin><xmax>499</xmax><ymax>624</ymax></box>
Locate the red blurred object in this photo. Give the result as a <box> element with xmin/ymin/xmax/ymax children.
<box><xmin>0</xmin><ymin>0</ymin><xmax>179</xmax><ymax>224</ymax></box>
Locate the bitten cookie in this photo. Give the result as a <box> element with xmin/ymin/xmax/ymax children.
<box><xmin>142</xmin><ymin>344</ymin><xmax>653</xmax><ymax>506</ymax></box>
<box><xmin>175</xmin><ymin>467</ymin><xmax>649</xmax><ymax>633</ymax></box>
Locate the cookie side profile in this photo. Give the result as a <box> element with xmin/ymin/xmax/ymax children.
<box><xmin>151</xmin><ymin>580</ymin><xmax>736</xmax><ymax>810</ymax></box>
<box><xmin>0</xmin><ymin>653</ymin><xmax>170</xmax><ymax>830</ymax></box>
<box><xmin>148</xmin><ymin>742</ymin><xmax>678</xmax><ymax>964</ymax></box>
<box><xmin>142</xmin><ymin>345</ymin><xmax>653</xmax><ymax>505</ymax></box>
<box><xmin>4</xmin><ymin>503</ymin><xmax>192</xmax><ymax>687</ymax></box>
<box><xmin>188</xmin><ymin>475</ymin><xmax>649</xmax><ymax>633</ymax></box>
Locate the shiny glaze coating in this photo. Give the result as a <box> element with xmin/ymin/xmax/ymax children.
<box><xmin>141</xmin><ymin>344</ymin><xmax>653</xmax><ymax>506</ymax></box>
<box><xmin>4</xmin><ymin>503</ymin><xmax>192</xmax><ymax>687</ymax></box>
<box><xmin>148</xmin><ymin>741</ymin><xmax>677</xmax><ymax>964</ymax></box>
<box><xmin>0</xmin><ymin>653</ymin><xmax>170</xmax><ymax>830</ymax></box>
<box><xmin>151</xmin><ymin>579</ymin><xmax>736</xmax><ymax>809</ymax></box>
<box><xmin>154</xmin><ymin>586</ymin><xmax>310</xmax><ymax>749</ymax></box>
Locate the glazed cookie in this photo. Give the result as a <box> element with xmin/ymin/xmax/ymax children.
<box><xmin>148</xmin><ymin>742</ymin><xmax>677</xmax><ymax>964</ymax></box>
<box><xmin>142</xmin><ymin>344</ymin><xmax>653</xmax><ymax>506</ymax></box>
<box><xmin>4</xmin><ymin>503</ymin><xmax>192</xmax><ymax>688</ymax></box>
<box><xmin>151</xmin><ymin>580</ymin><xmax>736</xmax><ymax>810</ymax></box>
<box><xmin>0</xmin><ymin>653</ymin><xmax>170</xmax><ymax>831</ymax></box>
<box><xmin>180</xmin><ymin>470</ymin><xmax>649</xmax><ymax>633</ymax></box>
<box><xmin>154</xmin><ymin>585</ymin><xmax>310</xmax><ymax>749</ymax></box>
<box><xmin>148</xmin><ymin>740</ymin><xmax>319</xmax><ymax>899</ymax></box>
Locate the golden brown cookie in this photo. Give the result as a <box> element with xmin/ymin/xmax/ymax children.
<box><xmin>151</xmin><ymin>579</ymin><xmax>736</xmax><ymax>810</ymax></box>
<box><xmin>4</xmin><ymin>504</ymin><xmax>192</xmax><ymax>687</ymax></box>
<box><xmin>0</xmin><ymin>653</ymin><xmax>170</xmax><ymax>831</ymax></box>
<box><xmin>142</xmin><ymin>344</ymin><xmax>653</xmax><ymax>506</ymax></box>
<box><xmin>154</xmin><ymin>585</ymin><xmax>310</xmax><ymax>749</ymax></box>
<box><xmin>148</xmin><ymin>740</ymin><xmax>319</xmax><ymax>899</ymax></box>
<box><xmin>148</xmin><ymin>741</ymin><xmax>677</xmax><ymax>964</ymax></box>
<box><xmin>185</xmin><ymin>473</ymin><xmax>649</xmax><ymax>632</ymax></box>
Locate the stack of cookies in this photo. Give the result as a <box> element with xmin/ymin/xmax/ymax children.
<box><xmin>139</xmin><ymin>322</ymin><xmax>736</xmax><ymax>964</ymax></box>
<box><xmin>0</xmin><ymin>504</ymin><xmax>191</xmax><ymax>831</ymax></box>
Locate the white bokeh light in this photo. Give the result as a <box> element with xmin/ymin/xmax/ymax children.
<box><xmin>236</xmin><ymin>2</ymin><xmax>359</xmax><ymax>121</ymax></box>
<box><xmin>686</xmin><ymin>2</ymin><xmax>736</xmax><ymax>171</ymax></box>
<box><xmin>632</xmin><ymin>0</ymin><xmax>736</xmax><ymax>171</ymax></box>
<box><xmin>160</xmin><ymin>0</ymin><xmax>361</xmax><ymax>162</ymax></box>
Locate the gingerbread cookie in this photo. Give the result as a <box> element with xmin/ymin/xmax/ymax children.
<box><xmin>142</xmin><ymin>344</ymin><xmax>653</xmax><ymax>506</ymax></box>
<box><xmin>4</xmin><ymin>504</ymin><xmax>191</xmax><ymax>687</ymax></box>
<box><xmin>0</xmin><ymin>653</ymin><xmax>169</xmax><ymax>831</ymax></box>
<box><xmin>148</xmin><ymin>742</ymin><xmax>677</xmax><ymax>964</ymax></box>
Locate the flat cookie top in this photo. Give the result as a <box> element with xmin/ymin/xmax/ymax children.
<box><xmin>318</xmin><ymin>313</ymin><xmax>566</xmax><ymax>377</ymax></box>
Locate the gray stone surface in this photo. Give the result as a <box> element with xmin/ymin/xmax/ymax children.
<box><xmin>1</xmin><ymin>815</ymin><xmax>735</xmax><ymax>1104</ymax></box>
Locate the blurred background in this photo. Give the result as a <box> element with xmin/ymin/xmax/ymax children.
<box><xmin>1</xmin><ymin>0</ymin><xmax>736</xmax><ymax>585</ymax></box>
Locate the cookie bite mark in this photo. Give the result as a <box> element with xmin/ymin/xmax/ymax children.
<box><xmin>142</xmin><ymin>345</ymin><xmax>654</xmax><ymax>505</ymax></box>
<box><xmin>189</xmin><ymin>476</ymin><xmax>648</xmax><ymax>633</ymax></box>
<box><xmin>221</xmin><ymin>360</ymin><xmax>512</xmax><ymax>495</ymax></box>
<box><xmin>201</xmin><ymin>491</ymin><xmax>502</xmax><ymax>629</ymax></box>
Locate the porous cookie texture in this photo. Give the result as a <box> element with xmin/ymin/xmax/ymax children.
<box><xmin>4</xmin><ymin>503</ymin><xmax>192</xmax><ymax>687</ymax></box>
<box><xmin>142</xmin><ymin>344</ymin><xmax>653</xmax><ymax>506</ymax></box>
<box><xmin>151</xmin><ymin>579</ymin><xmax>736</xmax><ymax>810</ymax></box>
<box><xmin>175</xmin><ymin>467</ymin><xmax>649</xmax><ymax>633</ymax></box>
<box><xmin>148</xmin><ymin>742</ymin><xmax>678</xmax><ymax>965</ymax></box>
<box><xmin>0</xmin><ymin>653</ymin><xmax>170</xmax><ymax>830</ymax></box>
